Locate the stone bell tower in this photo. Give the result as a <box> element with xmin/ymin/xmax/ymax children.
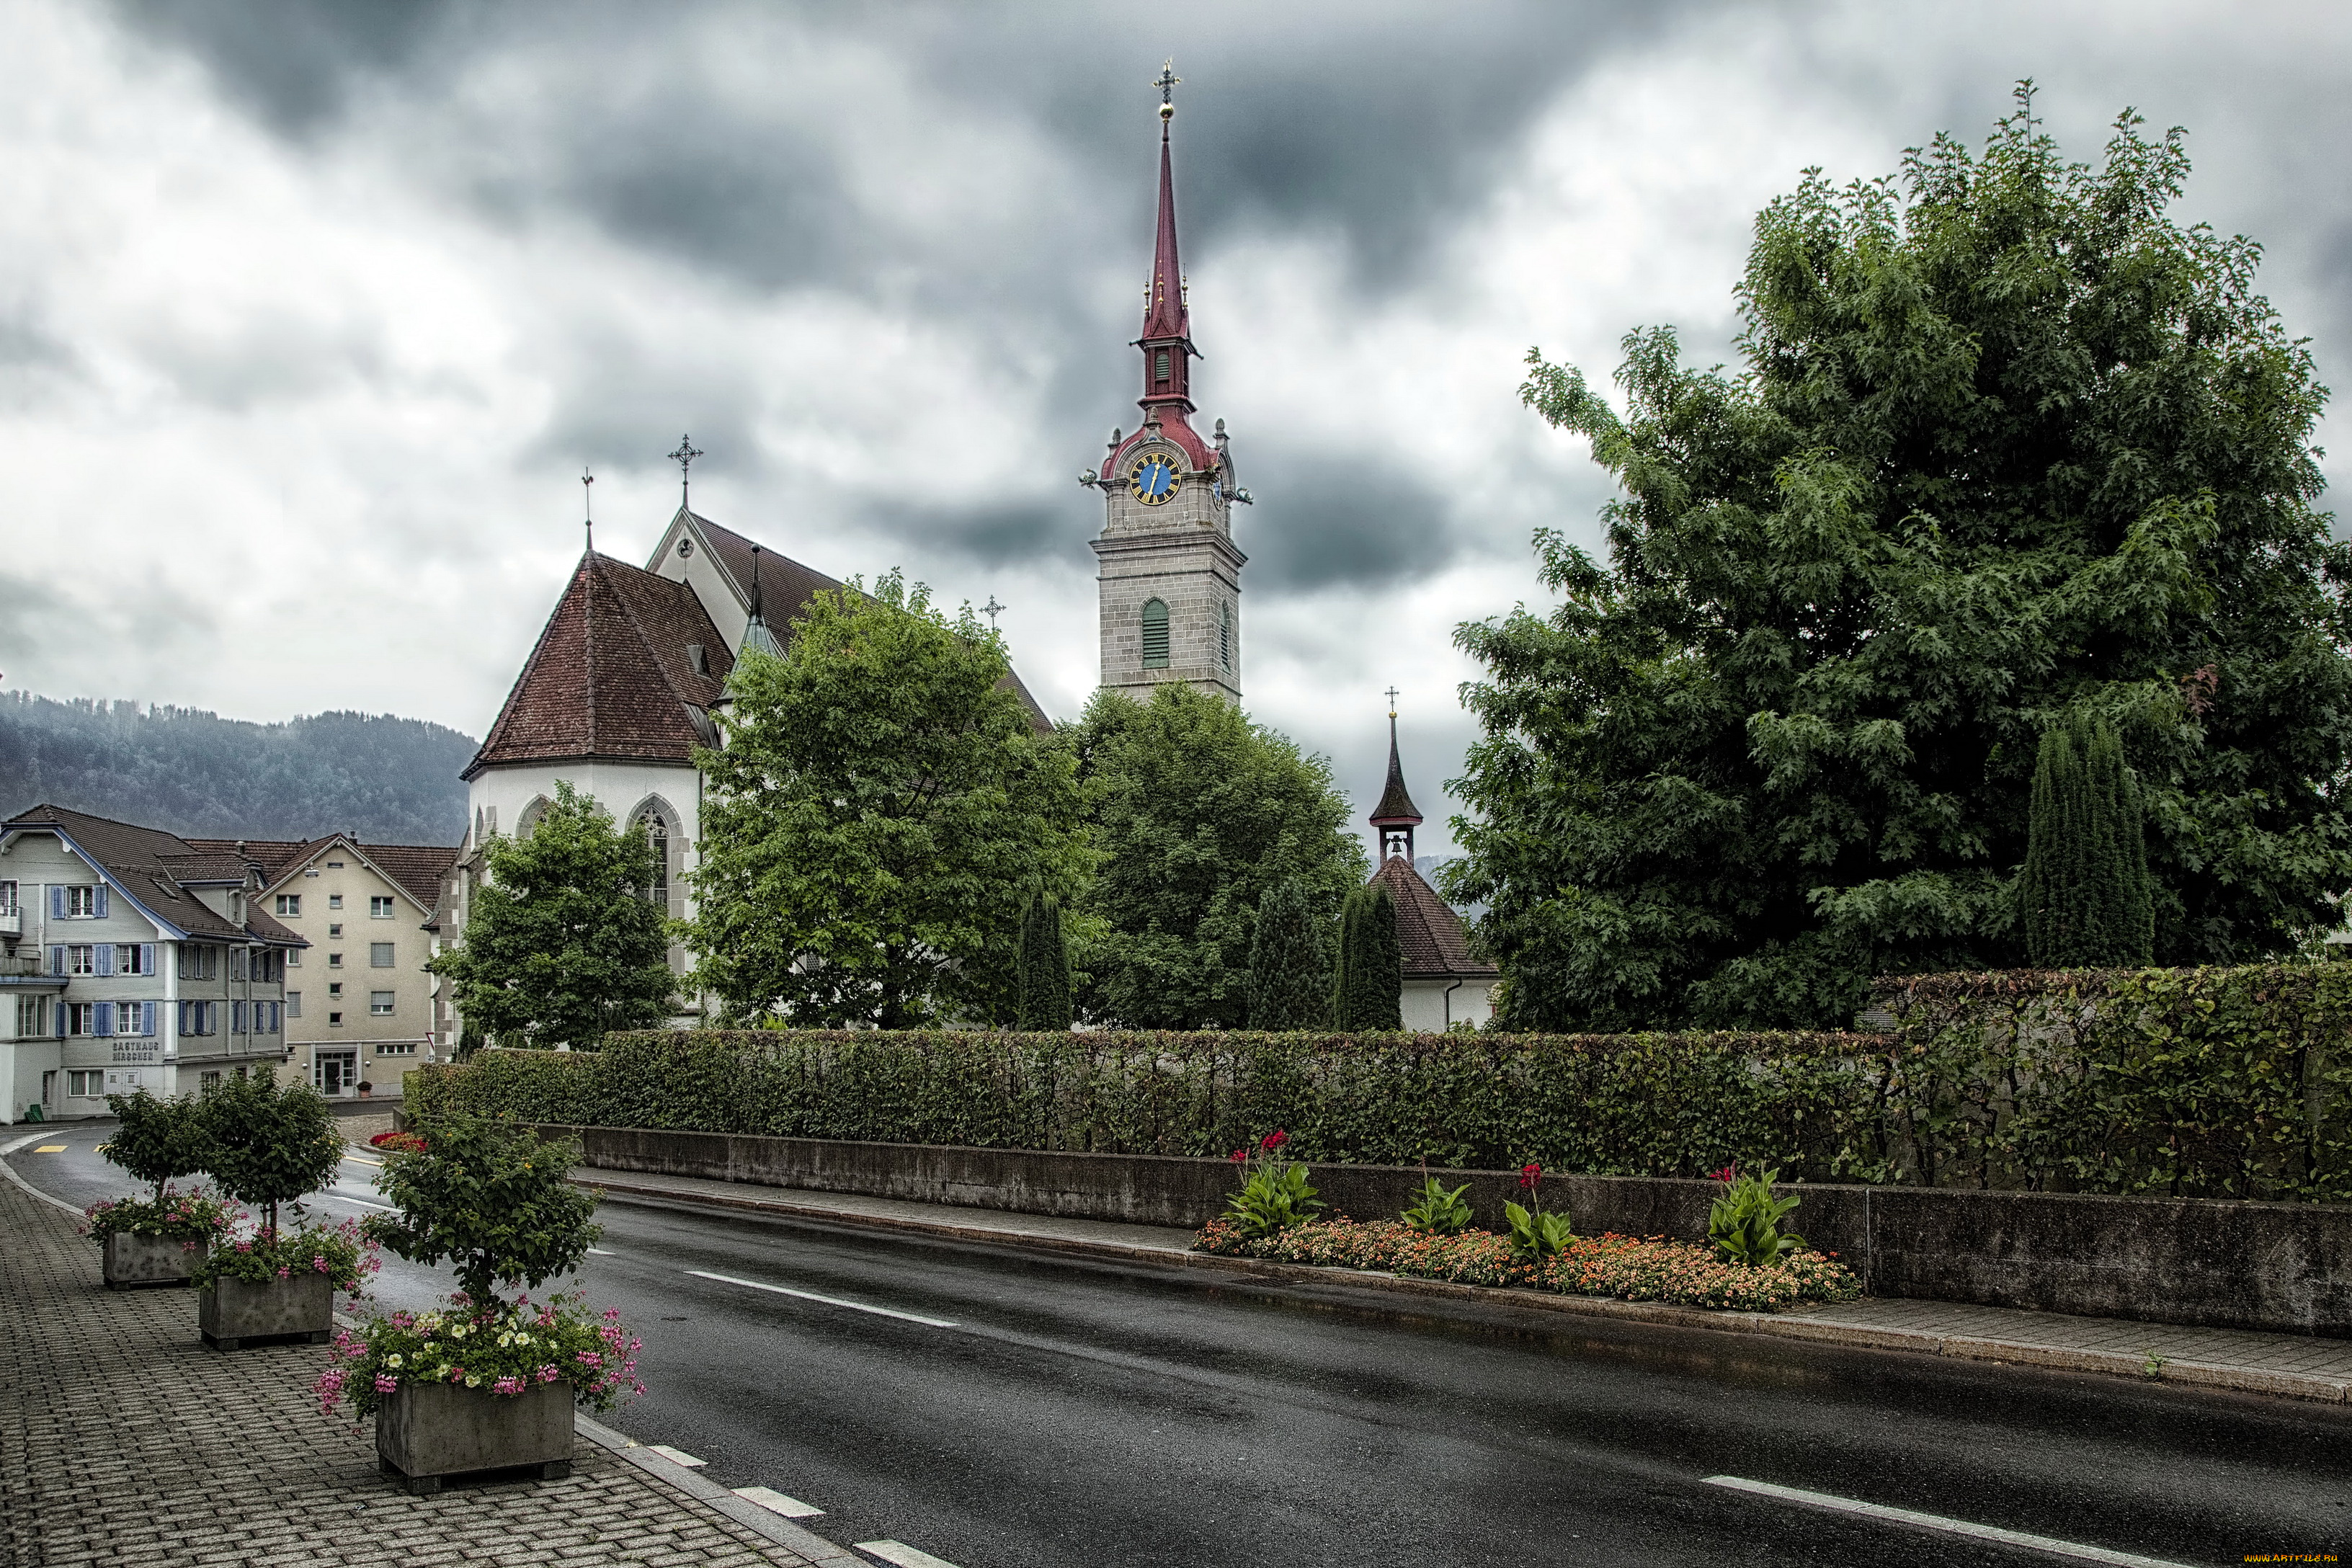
<box><xmin>1082</xmin><ymin>63</ymin><xmax>1250</xmax><ymax>704</ymax></box>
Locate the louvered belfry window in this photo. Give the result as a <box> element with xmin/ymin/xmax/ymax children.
<box><xmin>1140</xmin><ymin>599</ymin><xmax>1170</xmax><ymax>669</ymax></box>
<box><xmin>1219</xmin><ymin>602</ymin><xmax>1231</xmax><ymax>670</ymax></box>
<box><xmin>1154</xmin><ymin>350</ymin><xmax>1170</xmax><ymax>383</ymax></box>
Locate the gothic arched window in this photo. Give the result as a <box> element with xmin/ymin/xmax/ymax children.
<box><xmin>1140</xmin><ymin>599</ymin><xmax>1170</xmax><ymax>669</ymax></box>
<box><xmin>514</xmin><ymin>796</ymin><xmax>550</xmax><ymax>839</ymax></box>
<box><xmin>1219</xmin><ymin>602</ymin><xmax>1232</xmax><ymax>671</ymax></box>
<box><xmin>634</xmin><ymin>810</ymin><xmax>670</xmax><ymax>911</ymax></box>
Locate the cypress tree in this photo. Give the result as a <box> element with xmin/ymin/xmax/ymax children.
<box><xmin>1247</xmin><ymin>878</ymin><xmax>1328</xmax><ymax>1030</ymax></box>
<box><xmin>1330</xmin><ymin>886</ymin><xmax>1363</xmax><ymax>1028</ymax></box>
<box><xmin>2023</xmin><ymin>716</ymin><xmax>2152</xmax><ymax>967</ymax></box>
<box><xmin>1354</xmin><ymin>881</ymin><xmax>1404</xmax><ymax>1030</ymax></box>
<box><xmin>1015</xmin><ymin>894</ymin><xmax>1073</xmax><ymax>1031</ymax></box>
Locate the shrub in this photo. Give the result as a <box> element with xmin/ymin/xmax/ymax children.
<box><xmin>411</xmin><ymin>961</ymin><xmax>2352</xmax><ymax>1202</ymax></box>
<box><xmin>103</xmin><ymin>1089</ymin><xmax>208</xmax><ymax>1205</ymax></box>
<box><xmin>362</xmin><ymin>1112</ymin><xmax>601</xmax><ymax>1311</ymax></box>
<box><xmin>316</xmin><ymin>1293</ymin><xmax>643</xmax><ymax>1424</ymax></box>
<box><xmin>199</xmin><ymin>1072</ymin><xmax>342</xmax><ymax>1235</ymax></box>
<box><xmin>193</xmin><ymin>1213</ymin><xmax>376</xmax><ymax>1296</ymax></box>
<box><xmin>82</xmin><ymin>1186</ymin><xmax>231</xmax><ymax>1247</ymax></box>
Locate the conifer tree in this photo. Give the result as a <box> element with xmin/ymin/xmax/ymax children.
<box><xmin>2023</xmin><ymin>716</ymin><xmax>2152</xmax><ymax>966</ymax></box>
<box><xmin>1331</xmin><ymin>882</ymin><xmax>1404</xmax><ymax>1031</ymax></box>
<box><xmin>1246</xmin><ymin>878</ymin><xmax>1327</xmax><ymax>1030</ymax></box>
<box><xmin>1015</xmin><ymin>894</ymin><xmax>1074</xmax><ymax>1032</ymax></box>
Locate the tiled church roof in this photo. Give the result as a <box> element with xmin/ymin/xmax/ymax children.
<box><xmin>464</xmin><ymin>552</ymin><xmax>731</xmax><ymax>779</ymax></box>
<box><xmin>1372</xmin><ymin>855</ymin><xmax>1496</xmax><ymax>981</ymax></box>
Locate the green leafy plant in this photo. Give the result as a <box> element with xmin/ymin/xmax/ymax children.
<box><xmin>315</xmin><ymin>1293</ymin><xmax>643</xmax><ymax>1423</ymax></box>
<box><xmin>1708</xmin><ymin>1165</ymin><xmax>1806</xmax><ymax>1267</ymax></box>
<box><xmin>103</xmin><ymin>1089</ymin><xmax>209</xmax><ymax>1205</ymax></box>
<box><xmin>81</xmin><ymin>1186</ymin><xmax>231</xmax><ymax>1247</ymax></box>
<box><xmin>192</xmin><ymin>1211</ymin><xmax>376</xmax><ymax>1296</ymax></box>
<box><xmin>1400</xmin><ymin>1176</ymin><xmax>1473</xmax><ymax>1236</ymax></box>
<box><xmin>1223</xmin><ymin>1129</ymin><xmax>1324</xmax><ymax>1239</ymax></box>
<box><xmin>200</xmin><ymin>1070</ymin><xmax>343</xmax><ymax>1236</ymax></box>
<box><xmin>1501</xmin><ymin>1163</ymin><xmax>1573</xmax><ymax>1260</ymax></box>
<box><xmin>362</xmin><ymin>1112</ymin><xmax>601</xmax><ymax>1311</ymax></box>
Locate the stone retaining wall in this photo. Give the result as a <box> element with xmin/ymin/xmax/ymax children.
<box><xmin>514</xmin><ymin>1122</ymin><xmax>2352</xmax><ymax>1337</ymax></box>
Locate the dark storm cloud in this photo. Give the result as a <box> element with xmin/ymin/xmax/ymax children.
<box><xmin>1234</xmin><ymin>450</ymin><xmax>1457</xmax><ymax>593</ymax></box>
<box><xmin>105</xmin><ymin>0</ymin><xmax>460</xmax><ymax>138</ymax></box>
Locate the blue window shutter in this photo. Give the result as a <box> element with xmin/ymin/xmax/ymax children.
<box><xmin>95</xmin><ymin>945</ymin><xmax>113</xmax><ymax>977</ymax></box>
<box><xmin>48</xmin><ymin>945</ymin><xmax>63</xmax><ymax>976</ymax></box>
<box><xmin>94</xmin><ymin>883</ymin><xmax>109</xmax><ymax>919</ymax></box>
<box><xmin>148</xmin><ymin>1001</ymin><xmax>159</xmax><ymax>1037</ymax></box>
<box><xmin>141</xmin><ymin>943</ymin><xmax>155</xmax><ymax>975</ymax></box>
<box><xmin>49</xmin><ymin>885</ymin><xmax>63</xmax><ymax>919</ymax></box>
<box><xmin>94</xmin><ymin>1002</ymin><xmax>113</xmax><ymax>1037</ymax></box>
<box><xmin>54</xmin><ymin>1004</ymin><xmax>66</xmax><ymax>1039</ymax></box>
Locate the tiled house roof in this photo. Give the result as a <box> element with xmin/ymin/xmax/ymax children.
<box><xmin>3</xmin><ymin>803</ymin><xmax>308</xmax><ymax>946</ymax></box>
<box><xmin>1372</xmin><ymin>855</ymin><xmax>1496</xmax><ymax>981</ymax></box>
<box><xmin>465</xmin><ymin>552</ymin><xmax>732</xmax><ymax>779</ymax></box>
<box><xmin>183</xmin><ymin>835</ymin><xmax>457</xmax><ymax>914</ymax></box>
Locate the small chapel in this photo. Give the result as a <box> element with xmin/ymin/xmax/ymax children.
<box><xmin>1363</xmin><ymin>706</ymin><xmax>1499</xmax><ymax>1032</ymax></box>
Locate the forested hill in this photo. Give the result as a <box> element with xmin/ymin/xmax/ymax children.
<box><xmin>0</xmin><ymin>692</ymin><xmax>476</xmax><ymax>846</ymax></box>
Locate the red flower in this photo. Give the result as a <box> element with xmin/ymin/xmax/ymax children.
<box><xmin>1229</xmin><ymin>1149</ymin><xmax>1247</xmax><ymax>1163</ymax></box>
<box><xmin>1708</xmin><ymin>1166</ymin><xmax>1737</xmax><ymax>1183</ymax></box>
<box><xmin>1261</xmin><ymin>1130</ymin><xmax>1289</xmax><ymax>1152</ymax></box>
<box><xmin>1518</xmin><ymin>1162</ymin><xmax>1541</xmax><ymax>1191</ymax></box>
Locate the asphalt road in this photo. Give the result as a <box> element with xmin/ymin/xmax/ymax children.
<box><xmin>9</xmin><ymin>1123</ymin><xmax>2349</xmax><ymax>1568</ymax></box>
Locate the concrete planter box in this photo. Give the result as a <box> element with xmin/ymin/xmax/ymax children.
<box><xmin>198</xmin><ymin>1273</ymin><xmax>334</xmax><ymax>1350</ymax></box>
<box><xmin>375</xmin><ymin>1380</ymin><xmax>575</xmax><ymax>1494</ymax></box>
<box><xmin>103</xmin><ymin>1232</ymin><xmax>205</xmax><ymax>1290</ymax></box>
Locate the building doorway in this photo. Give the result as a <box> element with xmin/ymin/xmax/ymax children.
<box><xmin>314</xmin><ymin>1050</ymin><xmax>358</xmax><ymax>1097</ymax></box>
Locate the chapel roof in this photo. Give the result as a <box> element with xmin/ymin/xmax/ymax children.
<box><xmin>464</xmin><ymin>551</ymin><xmax>732</xmax><ymax>779</ymax></box>
<box><xmin>1370</xmin><ymin>716</ymin><xmax>1422</xmax><ymax>827</ymax></box>
<box><xmin>1371</xmin><ymin>855</ymin><xmax>1496</xmax><ymax>981</ymax></box>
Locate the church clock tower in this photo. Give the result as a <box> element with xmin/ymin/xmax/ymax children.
<box><xmin>1083</xmin><ymin>64</ymin><xmax>1250</xmax><ymax>704</ymax></box>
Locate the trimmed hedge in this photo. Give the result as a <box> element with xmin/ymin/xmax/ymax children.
<box><xmin>411</xmin><ymin>964</ymin><xmax>2352</xmax><ymax>1201</ymax></box>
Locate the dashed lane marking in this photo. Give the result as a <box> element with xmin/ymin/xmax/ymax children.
<box><xmin>685</xmin><ymin>1270</ymin><xmax>960</xmax><ymax>1328</ymax></box>
<box><xmin>647</xmin><ymin>1445</ymin><xmax>705</xmax><ymax>1468</ymax></box>
<box><xmin>32</xmin><ymin>1146</ymin><xmax>66</xmax><ymax>1154</ymax></box>
<box><xmin>344</xmin><ymin>1154</ymin><xmax>383</xmax><ymax>1167</ymax></box>
<box><xmin>856</xmin><ymin>1541</ymin><xmax>960</xmax><ymax>1568</ymax></box>
<box><xmin>1702</xmin><ymin>1477</ymin><xmax>2198</xmax><ymax>1567</ymax></box>
<box><xmin>733</xmin><ymin>1486</ymin><xmax>824</xmax><ymax>1519</ymax></box>
<box><xmin>587</xmin><ymin>1247</ymin><xmax>615</xmax><ymax>1255</ymax></box>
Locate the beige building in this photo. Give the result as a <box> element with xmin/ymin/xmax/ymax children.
<box><xmin>223</xmin><ymin>834</ymin><xmax>458</xmax><ymax>1099</ymax></box>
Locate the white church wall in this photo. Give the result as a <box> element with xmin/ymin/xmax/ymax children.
<box><xmin>468</xmin><ymin>760</ymin><xmax>703</xmax><ymax>919</ymax></box>
<box><xmin>1402</xmin><ymin>977</ymin><xmax>1494</xmax><ymax>1033</ymax></box>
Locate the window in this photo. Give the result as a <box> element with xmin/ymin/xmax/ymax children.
<box><xmin>636</xmin><ymin>811</ymin><xmax>671</xmax><ymax>910</ymax></box>
<box><xmin>15</xmin><ymin>997</ymin><xmax>48</xmax><ymax>1037</ymax></box>
<box><xmin>66</xmin><ymin>945</ymin><xmax>97</xmax><ymax>976</ymax></box>
<box><xmin>115</xmin><ymin>1002</ymin><xmax>154</xmax><ymax>1038</ymax></box>
<box><xmin>176</xmin><ymin>1001</ymin><xmax>217</xmax><ymax>1037</ymax></box>
<box><xmin>115</xmin><ymin>944</ymin><xmax>151</xmax><ymax>976</ymax></box>
<box><xmin>329</xmin><ymin>924</ymin><xmax>343</xmax><ymax>938</ymax></box>
<box><xmin>326</xmin><ymin>861</ymin><xmax>344</xmax><ymax>870</ymax></box>
<box><xmin>66</xmin><ymin>1003</ymin><xmax>97</xmax><ymax>1035</ymax></box>
<box><xmin>287</xmin><ymin>949</ymin><xmax>300</xmax><ymax>967</ymax></box>
<box><xmin>231</xmin><ymin>948</ymin><xmax>248</xmax><ymax>981</ymax></box>
<box><xmin>275</xmin><ymin>894</ymin><xmax>301</xmax><ymax>917</ymax></box>
<box><xmin>65</xmin><ymin>885</ymin><xmax>96</xmax><ymax>917</ymax></box>
<box><xmin>370</xmin><ymin>896</ymin><xmax>395</xmax><ymax>918</ymax></box>
<box><xmin>232</xmin><ymin>1002</ymin><xmax>248</xmax><ymax>1035</ymax></box>
<box><xmin>329</xmin><ymin>953</ymin><xmax>344</xmax><ymax>969</ymax></box>
<box><xmin>328</xmin><ymin>894</ymin><xmax>343</xmax><ymax>910</ymax></box>
<box><xmin>287</xmin><ymin>992</ymin><xmax>302</xmax><ymax>1019</ymax></box>
<box><xmin>257</xmin><ymin>1002</ymin><xmax>280</xmax><ymax>1034</ymax></box>
<box><xmin>177</xmin><ymin>945</ymin><xmax>218</xmax><ymax>981</ymax></box>
<box><xmin>1219</xmin><ymin>602</ymin><xmax>1232</xmax><ymax>671</ymax></box>
<box><xmin>329</xmin><ymin>1012</ymin><xmax>343</xmax><ymax>1026</ymax></box>
<box><xmin>1154</xmin><ymin>349</ymin><xmax>1170</xmax><ymax>382</ymax></box>
<box><xmin>370</xmin><ymin>992</ymin><xmax>395</xmax><ymax>1016</ymax></box>
<box><xmin>1140</xmin><ymin>598</ymin><xmax>1170</xmax><ymax>669</ymax></box>
<box><xmin>370</xmin><ymin>943</ymin><xmax>395</xmax><ymax>968</ymax></box>
<box><xmin>0</xmin><ymin>881</ymin><xmax>16</xmax><ymax>916</ymax></box>
<box><xmin>328</xmin><ymin>982</ymin><xmax>343</xmax><ymax>997</ymax></box>
<box><xmin>67</xmin><ymin>1070</ymin><xmax>102</xmax><ymax>1097</ymax></box>
<box><xmin>375</xmin><ymin>1042</ymin><xmax>417</xmax><ymax>1056</ymax></box>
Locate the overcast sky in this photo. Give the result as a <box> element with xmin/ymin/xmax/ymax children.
<box><xmin>3</xmin><ymin>0</ymin><xmax>2347</xmax><ymax>855</ymax></box>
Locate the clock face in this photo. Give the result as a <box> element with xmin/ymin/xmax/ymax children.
<box><xmin>1128</xmin><ymin>453</ymin><xmax>1179</xmax><ymax>506</ymax></box>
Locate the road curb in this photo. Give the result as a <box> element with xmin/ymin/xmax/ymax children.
<box><xmin>579</xmin><ymin>1172</ymin><xmax>2352</xmax><ymax>1408</ymax></box>
<box><xmin>574</xmin><ymin>1413</ymin><xmax>865</xmax><ymax>1565</ymax></box>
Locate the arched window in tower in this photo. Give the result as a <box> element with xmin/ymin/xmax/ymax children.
<box><xmin>1140</xmin><ymin>598</ymin><xmax>1170</xmax><ymax>669</ymax></box>
<box><xmin>1154</xmin><ymin>350</ymin><xmax>1170</xmax><ymax>384</ymax></box>
<box><xmin>636</xmin><ymin>811</ymin><xmax>670</xmax><ymax>910</ymax></box>
<box><xmin>1219</xmin><ymin>602</ymin><xmax>1232</xmax><ymax>671</ymax></box>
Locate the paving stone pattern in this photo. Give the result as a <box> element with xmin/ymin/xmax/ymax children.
<box><xmin>0</xmin><ymin>1178</ymin><xmax>822</xmax><ymax>1568</ymax></box>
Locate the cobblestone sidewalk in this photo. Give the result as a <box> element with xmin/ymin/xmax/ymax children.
<box><xmin>0</xmin><ymin>1175</ymin><xmax>844</xmax><ymax>1567</ymax></box>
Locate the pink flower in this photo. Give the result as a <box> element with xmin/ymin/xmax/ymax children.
<box><xmin>493</xmin><ymin>1376</ymin><xmax>524</xmax><ymax>1395</ymax></box>
<box><xmin>373</xmin><ymin>1373</ymin><xmax>398</xmax><ymax>1394</ymax></box>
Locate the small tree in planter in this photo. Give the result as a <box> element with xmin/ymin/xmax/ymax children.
<box><xmin>322</xmin><ymin>1113</ymin><xmax>641</xmax><ymax>1494</ymax></box>
<box><xmin>84</xmin><ymin>1090</ymin><xmax>231</xmax><ymax>1289</ymax></box>
<box><xmin>191</xmin><ymin>1071</ymin><xmax>374</xmax><ymax>1349</ymax></box>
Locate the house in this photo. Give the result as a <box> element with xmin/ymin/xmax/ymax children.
<box><xmin>187</xmin><ymin>834</ymin><xmax>460</xmax><ymax>1097</ymax></box>
<box><xmin>1363</xmin><ymin>714</ymin><xmax>1497</xmax><ymax>1032</ymax></box>
<box><xmin>0</xmin><ymin>804</ymin><xmax>304</xmax><ymax>1122</ymax></box>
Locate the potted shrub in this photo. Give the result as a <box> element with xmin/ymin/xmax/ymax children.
<box><xmin>319</xmin><ymin>1113</ymin><xmax>641</xmax><ymax>1494</ymax></box>
<box><xmin>192</xmin><ymin>1070</ymin><xmax>375</xmax><ymax>1350</ymax></box>
<box><xmin>84</xmin><ymin>1090</ymin><xmax>230</xmax><ymax>1288</ymax></box>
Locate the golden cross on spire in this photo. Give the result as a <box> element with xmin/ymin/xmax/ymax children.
<box><xmin>1384</xmin><ymin>685</ymin><xmax>1400</xmax><ymax>716</ymax></box>
<box><xmin>1154</xmin><ymin>59</ymin><xmax>1179</xmax><ymax>120</ymax></box>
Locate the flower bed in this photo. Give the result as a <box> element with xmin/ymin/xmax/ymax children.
<box><xmin>369</xmin><ymin>1130</ymin><xmax>427</xmax><ymax>1154</ymax></box>
<box><xmin>316</xmin><ymin>1293</ymin><xmax>643</xmax><ymax>1422</ymax></box>
<box><xmin>1192</xmin><ymin>1216</ymin><xmax>1861</xmax><ymax>1312</ymax></box>
<box><xmin>81</xmin><ymin>1185</ymin><xmax>231</xmax><ymax>1246</ymax></box>
<box><xmin>192</xmin><ymin>1214</ymin><xmax>378</xmax><ymax>1298</ymax></box>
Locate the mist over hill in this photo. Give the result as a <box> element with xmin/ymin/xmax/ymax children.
<box><xmin>0</xmin><ymin>692</ymin><xmax>475</xmax><ymax>847</ymax></box>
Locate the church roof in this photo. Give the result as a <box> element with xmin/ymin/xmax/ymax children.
<box><xmin>1372</xmin><ymin>855</ymin><xmax>1496</xmax><ymax>981</ymax></box>
<box><xmin>1370</xmin><ymin>716</ymin><xmax>1422</xmax><ymax>827</ymax></box>
<box><xmin>464</xmin><ymin>551</ymin><xmax>731</xmax><ymax>779</ymax></box>
<box><xmin>1140</xmin><ymin>120</ymin><xmax>1189</xmax><ymax>344</ymax></box>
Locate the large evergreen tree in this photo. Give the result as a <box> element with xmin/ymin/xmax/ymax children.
<box><xmin>686</xmin><ymin>573</ymin><xmax>1090</xmax><ymax>1028</ymax></box>
<box><xmin>1246</xmin><ymin>877</ymin><xmax>1328</xmax><ymax>1030</ymax></box>
<box><xmin>1451</xmin><ymin>89</ymin><xmax>2352</xmax><ymax>1030</ymax></box>
<box><xmin>1016</xmin><ymin>894</ymin><xmax>1074</xmax><ymax>1032</ymax></box>
<box><xmin>1064</xmin><ymin>683</ymin><xmax>1366</xmax><ymax>1029</ymax></box>
<box><xmin>2021</xmin><ymin>716</ymin><xmax>2154</xmax><ymax>966</ymax></box>
<box><xmin>429</xmin><ymin>781</ymin><xmax>675</xmax><ymax>1047</ymax></box>
<box><xmin>1330</xmin><ymin>881</ymin><xmax>1404</xmax><ymax>1031</ymax></box>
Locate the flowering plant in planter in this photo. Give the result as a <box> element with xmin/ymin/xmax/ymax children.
<box><xmin>84</xmin><ymin>1090</ymin><xmax>228</xmax><ymax>1246</ymax></box>
<box><xmin>369</xmin><ymin>1129</ymin><xmax>427</xmax><ymax>1154</ymax></box>
<box><xmin>83</xmin><ymin>1185</ymin><xmax>233</xmax><ymax>1246</ymax></box>
<box><xmin>192</xmin><ymin>1211</ymin><xmax>378</xmax><ymax>1296</ymax></box>
<box><xmin>316</xmin><ymin>1293</ymin><xmax>643</xmax><ymax>1422</ymax></box>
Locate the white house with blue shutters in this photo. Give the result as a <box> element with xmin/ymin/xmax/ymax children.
<box><xmin>1</xmin><ymin>803</ymin><xmax>304</xmax><ymax>1123</ymax></box>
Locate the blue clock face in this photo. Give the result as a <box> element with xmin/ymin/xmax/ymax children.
<box><xmin>1128</xmin><ymin>454</ymin><xmax>1178</xmax><ymax>506</ymax></box>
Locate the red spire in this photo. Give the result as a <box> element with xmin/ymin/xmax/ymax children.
<box><xmin>1141</xmin><ymin>121</ymin><xmax>1189</xmax><ymax>344</ymax></box>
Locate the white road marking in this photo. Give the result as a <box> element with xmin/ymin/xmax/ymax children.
<box><xmin>734</xmin><ymin>1485</ymin><xmax>824</xmax><ymax>1518</ymax></box>
<box><xmin>587</xmin><ymin>1247</ymin><xmax>615</xmax><ymax>1255</ymax></box>
<box><xmin>686</xmin><ymin>1270</ymin><xmax>959</xmax><ymax>1329</ymax></box>
<box><xmin>1703</xmin><ymin>1477</ymin><xmax>2198</xmax><ymax>1567</ymax></box>
<box><xmin>648</xmin><ymin>1444</ymin><xmax>705</xmax><ymax>1468</ymax></box>
<box><xmin>856</xmin><ymin>1542</ymin><xmax>960</xmax><ymax>1568</ymax></box>
<box><xmin>320</xmin><ymin>1193</ymin><xmax>396</xmax><ymax>1213</ymax></box>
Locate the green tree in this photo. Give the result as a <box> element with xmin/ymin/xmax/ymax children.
<box><xmin>429</xmin><ymin>780</ymin><xmax>674</xmax><ymax>1048</ymax></box>
<box><xmin>1331</xmin><ymin>881</ymin><xmax>1404</xmax><ymax>1030</ymax></box>
<box><xmin>365</xmin><ymin>1112</ymin><xmax>601</xmax><ymax>1311</ymax></box>
<box><xmin>1246</xmin><ymin>877</ymin><xmax>1329</xmax><ymax>1030</ymax></box>
<box><xmin>1452</xmin><ymin>87</ymin><xmax>2352</xmax><ymax>1030</ymax></box>
<box><xmin>1066</xmin><ymin>682</ymin><xmax>1367</xmax><ymax>1029</ymax></box>
<box><xmin>687</xmin><ymin>571</ymin><xmax>1089</xmax><ymax>1028</ymax></box>
<box><xmin>2022</xmin><ymin>716</ymin><xmax>2154</xmax><ymax>966</ymax></box>
<box><xmin>199</xmin><ymin>1070</ymin><xmax>341</xmax><ymax>1236</ymax></box>
<box><xmin>1016</xmin><ymin>894</ymin><xmax>1074</xmax><ymax>1032</ymax></box>
<box><xmin>102</xmin><ymin>1088</ymin><xmax>208</xmax><ymax>1205</ymax></box>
